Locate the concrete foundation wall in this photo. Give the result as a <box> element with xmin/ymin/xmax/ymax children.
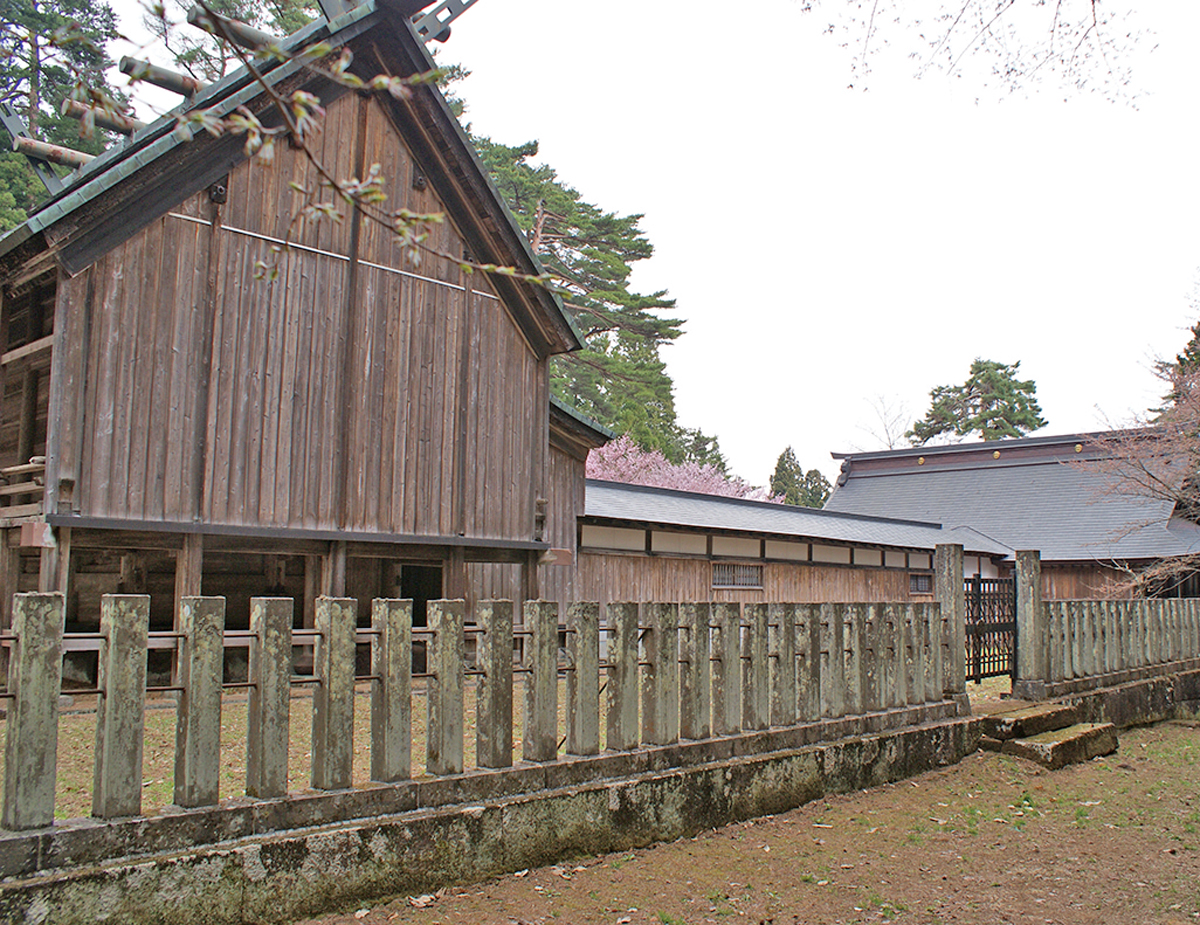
<box><xmin>0</xmin><ymin>712</ymin><xmax>979</xmax><ymax>925</ymax></box>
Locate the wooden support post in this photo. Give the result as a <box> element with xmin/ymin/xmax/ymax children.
<box><xmin>935</xmin><ymin>543</ymin><xmax>965</xmax><ymax>695</ymax></box>
<box><xmin>520</xmin><ymin>550</ymin><xmax>539</xmax><ymax>606</ymax></box>
<box><xmin>796</xmin><ymin>604</ymin><xmax>821</xmax><ymax>722</ymax></box>
<box><xmin>444</xmin><ymin>547</ymin><xmax>467</xmax><ymax>602</ymax></box>
<box><xmin>16</xmin><ymin>369</ymin><xmax>37</xmax><ymax>466</ymax></box>
<box><xmin>605</xmin><ymin>602</ymin><xmax>639</xmax><ymax>750</ymax></box>
<box><xmin>2</xmin><ymin>592</ymin><xmax>64</xmax><ymax>829</ymax></box>
<box><xmin>174</xmin><ymin>596</ymin><xmax>225</xmax><ymax>808</ymax></box>
<box><xmin>566</xmin><ymin>601</ymin><xmax>599</xmax><ymax>755</ymax></box>
<box><xmin>173</xmin><ymin>535</ymin><xmax>203</xmax><ymax>685</ymax></box>
<box><xmin>523</xmin><ymin>600</ymin><xmax>558</xmax><ymax>762</ymax></box>
<box><xmin>247</xmin><ymin>597</ymin><xmax>292</xmax><ymax>798</ymax></box>
<box><xmin>304</xmin><ymin>556</ymin><xmax>321</xmax><ymax>630</ymax></box>
<box><xmin>679</xmin><ymin>602</ymin><xmax>711</xmax><ymax>741</ymax></box>
<box><xmin>476</xmin><ymin>599</ymin><xmax>513</xmax><ymax>768</ymax></box>
<box><xmin>93</xmin><ymin>595</ymin><xmax>149</xmax><ymax>818</ymax></box>
<box><xmin>641</xmin><ymin>602</ymin><xmax>679</xmax><ymax>746</ymax></box>
<box><xmin>427</xmin><ymin>599</ymin><xmax>464</xmax><ymax>775</ymax></box>
<box><xmin>0</xmin><ymin>537</ymin><xmax>20</xmax><ymax>678</ymax></box>
<box><xmin>742</xmin><ymin>602</ymin><xmax>768</xmax><ymax>731</ymax></box>
<box><xmin>370</xmin><ymin>598</ymin><xmax>412</xmax><ymax>782</ymax></box>
<box><xmin>38</xmin><ymin>525</ymin><xmax>70</xmax><ymax>595</ymax></box>
<box><xmin>322</xmin><ymin>541</ymin><xmax>347</xmax><ymax>597</ymax></box>
<box><xmin>822</xmin><ymin>603</ymin><xmax>845</xmax><ymax>717</ymax></box>
<box><xmin>312</xmin><ymin>597</ymin><xmax>356</xmax><ymax>790</ymax></box>
<box><xmin>711</xmin><ymin>602</ymin><xmax>741</xmax><ymax>736</ymax></box>
<box><xmin>769</xmin><ymin>603</ymin><xmax>796</xmax><ymax>727</ymax></box>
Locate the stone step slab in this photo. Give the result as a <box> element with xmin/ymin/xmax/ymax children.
<box><xmin>980</xmin><ymin>703</ymin><xmax>1078</xmax><ymax>741</ymax></box>
<box><xmin>1000</xmin><ymin>722</ymin><xmax>1118</xmax><ymax>770</ymax></box>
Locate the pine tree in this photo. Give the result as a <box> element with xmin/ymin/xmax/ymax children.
<box><xmin>0</xmin><ymin>0</ymin><xmax>127</xmax><ymax>228</ymax></box>
<box><xmin>769</xmin><ymin>447</ymin><xmax>831</xmax><ymax>508</ymax></box>
<box><xmin>907</xmin><ymin>359</ymin><xmax>1047</xmax><ymax>445</ymax></box>
<box><xmin>473</xmin><ymin>135</ymin><xmax>722</xmax><ymax>465</ymax></box>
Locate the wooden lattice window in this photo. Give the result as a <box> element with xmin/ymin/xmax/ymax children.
<box><xmin>909</xmin><ymin>573</ymin><xmax>933</xmax><ymax>595</ymax></box>
<box><xmin>713</xmin><ymin>563</ymin><xmax>764</xmax><ymax>589</ymax></box>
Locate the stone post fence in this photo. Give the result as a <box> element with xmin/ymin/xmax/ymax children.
<box><xmin>1013</xmin><ymin>550</ymin><xmax>1200</xmax><ymax>700</ymax></box>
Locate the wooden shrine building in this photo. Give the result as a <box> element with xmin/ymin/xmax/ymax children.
<box><xmin>0</xmin><ymin>1</ymin><xmax>598</xmax><ymax>640</ymax></box>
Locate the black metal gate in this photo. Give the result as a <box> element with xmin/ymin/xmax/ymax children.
<box><xmin>965</xmin><ymin>576</ymin><xmax>1016</xmax><ymax>682</ymax></box>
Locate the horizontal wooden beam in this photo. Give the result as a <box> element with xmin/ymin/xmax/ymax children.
<box><xmin>0</xmin><ymin>335</ymin><xmax>53</xmax><ymax>367</ymax></box>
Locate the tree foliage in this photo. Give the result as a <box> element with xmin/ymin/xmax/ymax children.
<box><xmin>907</xmin><ymin>358</ymin><xmax>1046</xmax><ymax>445</ymax></box>
<box><xmin>144</xmin><ymin>0</ymin><xmax>318</xmax><ymax>82</ymax></box>
<box><xmin>473</xmin><ymin>134</ymin><xmax>724</xmax><ymax>467</ymax></box>
<box><xmin>769</xmin><ymin>446</ymin><xmax>831</xmax><ymax>508</ymax></box>
<box><xmin>587</xmin><ymin>435</ymin><xmax>778</xmax><ymax>501</ymax></box>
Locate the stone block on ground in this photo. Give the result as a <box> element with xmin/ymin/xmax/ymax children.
<box><xmin>980</xmin><ymin>703</ymin><xmax>1077</xmax><ymax>741</ymax></box>
<box><xmin>1000</xmin><ymin>722</ymin><xmax>1118</xmax><ymax>770</ymax></box>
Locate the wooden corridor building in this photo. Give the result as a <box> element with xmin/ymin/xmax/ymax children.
<box><xmin>0</xmin><ymin>1</ymin><xmax>601</xmax><ymax>638</ymax></box>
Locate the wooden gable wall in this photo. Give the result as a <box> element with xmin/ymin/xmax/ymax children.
<box><xmin>47</xmin><ymin>91</ymin><xmax>545</xmax><ymax>544</ymax></box>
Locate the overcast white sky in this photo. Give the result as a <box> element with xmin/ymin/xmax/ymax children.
<box><xmin>113</xmin><ymin>1</ymin><xmax>1200</xmax><ymax>488</ymax></box>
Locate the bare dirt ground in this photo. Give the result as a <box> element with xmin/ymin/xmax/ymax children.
<box><xmin>299</xmin><ymin>714</ymin><xmax>1200</xmax><ymax>925</ymax></box>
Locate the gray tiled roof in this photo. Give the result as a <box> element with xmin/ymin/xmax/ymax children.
<box><xmin>825</xmin><ymin>434</ymin><xmax>1200</xmax><ymax>563</ymax></box>
<box><xmin>584</xmin><ymin>480</ymin><xmax>1011</xmax><ymax>555</ymax></box>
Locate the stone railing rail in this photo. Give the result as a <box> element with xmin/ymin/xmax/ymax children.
<box><xmin>1</xmin><ymin>589</ymin><xmax>967</xmax><ymax>836</ymax></box>
<box><xmin>1014</xmin><ymin>549</ymin><xmax>1200</xmax><ymax>700</ymax></box>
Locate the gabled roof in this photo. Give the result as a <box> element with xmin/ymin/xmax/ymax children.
<box><xmin>0</xmin><ymin>0</ymin><xmax>582</xmax><ymax>357</ymax></box>
<box><xmin>549</xmin><ymin>396</ymin><xmax>615</xmax><ymax>461</ymax></box>
<box><xmin>584</xmin><ymin>479</ymin><xmax>1011</xmax><ymax>556</ymax></box>
<box><xmin>825</xmin><ymin>431</ymin><xmax>1200</xmax><ymax>563</ymax></box>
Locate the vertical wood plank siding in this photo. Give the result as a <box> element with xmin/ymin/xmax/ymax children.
<box><xmin>573</xmin><ymin>554</ymin><xmax>916</xmax><ymax>605</ymax></box>
<box><xmin>48</xmin><ymin>94</ymin><xmax>540</xmax><ymax>544</ymax></box>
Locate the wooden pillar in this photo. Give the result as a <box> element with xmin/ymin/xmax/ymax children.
<box><xmin>322</xmin><ymin>541</ymin><xmax>346</xmax><ymax>598</ymax></box>
<box><xmin>520</xmin><ymin>549</ymin><xmax>539</xmax><ymax>605</ymax></box>
<box><xmin>444</xmin><ymin>547</ymin><xmax>467</xmax><ymax>601</ymax></box>
<box><xmin>38</xmin><ymin>525</ymin><xmax>70</xmax><ymax>595</ymax></box>
<box><xmin>0</xmin><ymin>533</ymin><xmax>20</xmax><ymax>677</ymax></box>
<box><xmin>16</xmin><ymin>369</ymin><xmax>38</xmax><ymax>467</ymax></box>
<box><xmin>303</xmin><ymin>556</ymin><xmax>321</xmax><ymax>630</ymax></box>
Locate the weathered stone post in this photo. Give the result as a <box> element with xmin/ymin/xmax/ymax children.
<box><xmin>2</xmin><ymin>592</ymin><xmax>64</xmax><ymax>829</ymax></box>
<box><xmin>862</xmin><ymin>604</ymin><xmax>881</xmax><ymax>714</ymax></box>
<box><xmin>844</xmin><ymin>604</ymin><xmax>866</xmax><ymax>715</ymax></box>
<box><xmin>769</xmin><ymin>603</ymin><xmax>796</xmax><ymax>727</ymax></box>
<box><xmin>248</xmin><ymin>597</ymin><xmax>293</xmax><ymax>798</ymax></box>
<box><xmin>606</xmin><ymin>602</ymin><xmax>639</xmax><ymax>750</ymax></box>
<box><xmin>476</xmin><ymin>600</ymin><xmax>512</xmax><ymax>768</ymax></box>
<box><xmin>371</xmin><ymin>598</ymin><xmax>412</xmax><ymax>782</ymax></box>
<box><xmin>679</xmin><ymin>602</ymin><xmax>711</xmax><ymax>740</ymax></box>
<box><xmin>711</xmin><ymin>602</ymin><xmax>741</xmax><ymax>736</ymax></box>
<box><xmin>796</xmin><ymin>604</ymin><xmax>821</xmax><ymax>722</ymax></box>
<box><xmin>922</xmin><ymin>603</ymin><xmax>941</xmax><ymax>703</ymax></box>
<box><xmin>428</xmin><ymin>599</ymin><xmax>465</xmax><ymax>774</ymax></box>
<box><xmin>175</xmin><ymin>596</ymin><xmax>225</xmax><ymax>808</ymax></box>
<box><xmin>822</xmin><ymin>602</ymin><xmax>846</xmax><ymax>717</ymax></box>
<box><xmin>523</xmin><ymin>600</ymin><xmax>558</xmax><ymax>762</ymax></box>
<box><xmin>93</xmin><ymin>595</ymin><xmax>150</xmax><ymax>818</ymax></box>
<box><xmin>882</xmin><ymin>603</ymin><xmax>902</xmax><ymax>709</ymax></box>
<box><xmin>935</xmin><ymin>544</ymin><xmax>965</xmax><ymax>695</ymax></box>
<box><xmin>907</xmin><ymin>604</ymin><xmax>926</xmax><ymax>705</ymax></box>
<box><xmin>312</xmin><ymin>597</ymin><xmax>356</xmax><ymax>791</ymax></box>
<box><xmin>1014</xmin><ymin>550</ymin><xmax>1045</xmax><ymax>700</ymax></box>
<box><xmin>742</xmin><ymin>602</ymin><xmax>769</xmax><ymax>731</ymax></box>
<box><xmin>642</xmin><ymin>603</ymin><xmax>680</xmax><ymax>746</ymax></box>
<box><xmin>566</xmin><ymin>601</ymin><xmax>599</xmax><ymax>755</ymax></box>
